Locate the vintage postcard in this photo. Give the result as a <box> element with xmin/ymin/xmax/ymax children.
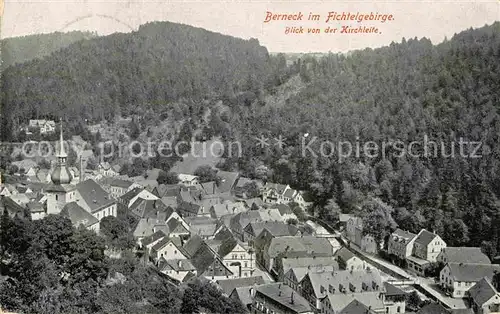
<box><xmin>1</xmin><ymin>0</ymin><xmax>500</xmax><ymax>313</ymax></box>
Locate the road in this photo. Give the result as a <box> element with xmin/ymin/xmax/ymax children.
<box><xmin>306</xmin><ymin>219</ymin><xmax>468</xmax><ymax>310</ymax></box>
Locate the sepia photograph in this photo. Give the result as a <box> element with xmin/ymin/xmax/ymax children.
<box><xmin>1</xmin><ymin>0</ymin><xmax>500</xmax><ymax>313</ymax></box>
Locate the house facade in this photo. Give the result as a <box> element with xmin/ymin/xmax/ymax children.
<box><xmin>439</xmin><ymin>263</ymin><xmax>500</xmax><ymax>298</ymax></box>
<box><xmin>388</xmin><ymin>229</ymin><xmax>417</xmax><ymax>260</ymax></box>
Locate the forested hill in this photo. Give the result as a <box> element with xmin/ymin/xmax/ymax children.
<box><xmin>227</xmin><ymin>22</ymin><xmax>500</xmax><ymax>256</ymax></box>
<box><xmin>1</xmin><ymin>21</ymin><xmax>270</xmax><ymax>133</ymax></box>
<box><xmin>1</xmin><ymin>31</ymin><xmax>96</xmax><ymax>69</ymax></box>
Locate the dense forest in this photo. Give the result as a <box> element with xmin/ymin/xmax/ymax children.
<box><xmin>0</xmin><ymin>212</ymin><xmax>245</xmax><ymax>313</ymax></box>
<box><xmin>1</xmin><ymin>31</ymin><xmax>96</xmax><ymax>70</ymax></box>
<box><xmin>0</xmin><ymin>21</ymin><xmax>271</xmax><ymax>134</ymax></box>
<box><xmin>226</xmin><ymin>23</ymin><xmax>500</xmax><ymax>257</ymax></box>
<box><xmin>2</xmin><ymin>21</ymin><xmax>500</xmax><ymax>261</ymax></box>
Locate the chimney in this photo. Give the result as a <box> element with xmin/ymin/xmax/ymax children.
<box><xmin>178</xmin><ymin>260</ymin><xmax>182</xmax><ymax>268</ymax></box>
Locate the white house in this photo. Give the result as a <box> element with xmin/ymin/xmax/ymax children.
<box><xmin>439</xmin><ymin>263</ymin><xmax>500</xmax><ymax>298</ymax></box>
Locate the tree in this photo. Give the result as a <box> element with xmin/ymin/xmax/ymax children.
<box><xmin>242</xmin><ymin>181</ymin><xmax>260</xmax><ymax>198</ymax></box>
<box><xmin>180</xmin><ymin>279</ymin><xmax>245</xmax><ymax>314</ymax></box>
<box><xmin>31</xmin><ymin>215</ymin><xmax>74</xmax><ymax>267</ymax></box>
<box><xmin>406</xmin><ymin>291</ymin><xmax>422</xmax><ymax>310</ymax></box>
<box><xmin>66</xmin><ymin>226</ymin><xmax>108</xmax><ymax>284</ymax></box>
<box><xmin>99</xmin><ymin>216</ymin><xmax>132</xmax><ymax>249</ymax></box>
<box><xmin>361</xmin><ymin>198</ymin><xmax>397</xmax><ymax>248</ymax></box>
<box><xmin>194</xmin><ymin>165</ymin><xmax>219</xmax><ymax>184</ymax></box>
<box><xmin>157</xmin><ymin>171</ymin><xmax>180</xmax><ymax>185</ymax></box>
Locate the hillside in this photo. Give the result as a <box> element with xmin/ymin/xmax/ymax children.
<box><xmin>1</xmin><ymin>31</ymin><xmax>96</xmax><ymax>69</ymax></box>
<box><xmin>224</xmin><ymin>22</ymin><xmax>500</xmax><ymax>255</ymax></box>
<box><xmin>0</xmin><ymin>21</ymin><xmax>272</xmax><ymax>139</ymax></box>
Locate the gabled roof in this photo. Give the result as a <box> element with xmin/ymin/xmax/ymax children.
<box><xmin>190</xmin><ymin>243</ymin><xmax>231</xmax><ymax>275</ymax></box>
<box><xmin>263</xmin><ymin>182</ymin><xmax>288</xmax><ymax>194</ymax></box>
<box><xmin>440</xmin><ymin>247</ymin><xmax>490</xmax><ymax>264</ymax></box>
<box><xmin>200</xmin><ymin>181</ymin><xmax>218</xmax><ymax>195</ymax></box>
<box><xmin>383</xmin><ymin>282</ymin><xmax>407</xmax><ymax>297</ymax></box>
<box><xmin>151</xmin><ymin>237</ymin><xmax>184</xmax><ymax>253</ymax></box>
<box><xmin>75</xmin><ymin>179</ymin><xmax>115</xmax><ymax>213</ymax></box>
<box><xmin>130</xmin><ymin>198</ymin><xmax>173</xmax><ymax>219</ymax></box>
<box><xmin>282</xmin><ymin>257</ymin><xmax>338</xmax><ymax>272</ymax></box>
<box><xmin>467</xmin><ymin>277</ymin><xmax>499</xmax><ymax>306</ymax></box>
<box><xmin>119</xmin><ymin>187</ymin><xmax>144</xmax><ymax>204</ymax></box>
<box><xmin>216</xmin><ymin>171</ymin><xmax>239</xmax><ymax>193</ymax></box>
<box><xmin>133</xmin><ymin>218</ymin><xmax>168</xmax><ymax>238</ymax></box>
<box><xmin>230</xmin><ymin>211</ymin><xmax>263</xmax><ymax>231</ymax></box>
<box><xmin>243</xmin><ymin>198</ymin><xmax>264</xmax><ymax>208</ymax></box>
<box><xmin>245</xmin><ymin>221</ymin><xmax>299</xmax><ymax>238</ymax></box>
<box><xmin>283</xmin><ymin>188</ymin><xmax>297</xmax><ymax>199</ymax></box>
<box><xmin>335</xmin><ymin>247</ymin><xmax>356</xmax><ymax>262</ymax></box>
<box><xmin>416</xmin><ymin>303</ymin><xmax>449</xmax><ymax>314</ymax></box>
<box><xmin>141</xmin><ymin>230</ymin><xmax>167</xmax><ymax>247</ymax></box>
<box><xmin>447</xmin><ymin>263</ymin><xmax>500</xmax><ymax>282</ymax></box>
<box><xmin>61</xmin><ymin>202</ymin><xmax>99</xmax><ymax>228</ymax></box>
<box><xmin>303</xmin><ymin>269</ymin><xmax>382</xmax><ymax>299</ymax></box>
<box><xmin>164</xmin><ymin>259</ymin><xmax>196</xmax><ymax>272</ymax></box>
<box><xmin>339</xmin><ymin>299</ymin><xmax>376</xmax><ymax>314</ymax></box>
<box><xmin>255</xmin><ymin>283</ymin><xmax>312</xmax><ymax>313</ymax></box>
<box><xmin>182</xmin><ymin>235</ymin><xmax>205</xmax><ymax>258</ymax></box>
<box><xmin>0</xmin><ymin>195</ymin><xmax>26</xmax><ymax>217</ymax></box>
<box><xmin>414</xmin><ymin>229</ymin><xmax>439</xmax><ymax>246</ymax></box>
<box><xmin>110</xmin><ymin>178</ymin><xmax>134</xmax><ymax>189</ymax></box>
<box><xmin>216</xmin><ymin>276</ymin><xmax>265</xmax><ymax>295</ymax></box>
<box><xmin>276</xmin><ymin>203</ymin><xmax>293</xmax><ymax>215</ymax></box>
<box><xmin>267</xmin><ymin>236</ymin><xmax>334</xmax><ymax>258</ymax></box>
<box><xmin>167</xmin><ymin>219</ymin><xmax>189</xmax><ymax>234</ymax></box>
<box><xmin>392</xmin><ymin>228</ymin><xmax>417</xmax><ymax>241</ymax></box>
<box><xmin>231</xmin><ymin>287</ymin><xmax>254</xmax><ymax>307</ymax></box>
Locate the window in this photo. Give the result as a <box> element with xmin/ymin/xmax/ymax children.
<box><xmin>55</xmin><ymin>195</ymin><xmax>59</xmax><ymax>201</ymax></box>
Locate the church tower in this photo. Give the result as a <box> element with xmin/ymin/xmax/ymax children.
<box><xmin>46</xmin><ymin>119</ymin><xmax>75</xmax><ymax>214</ymax></box>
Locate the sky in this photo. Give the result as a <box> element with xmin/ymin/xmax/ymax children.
<box><xmin>1</xmin><ymin>0</ymin><xmax>500</xmax><ymax>53</ymax></box>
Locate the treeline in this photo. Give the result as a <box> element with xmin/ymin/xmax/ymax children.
<box><xmin>0</xmin><ymin>211</ymin><xmax>246</xmax><ymax>313</ymax></box>
<box><xmin>222</xmin><ymin>22</ymin><xmax>500</xmax><ymax>257</ymax></box>
<box><xmin>1</xmin><ymin>31</ymin><xmax>96</xmax><ymax>70</ymax></box>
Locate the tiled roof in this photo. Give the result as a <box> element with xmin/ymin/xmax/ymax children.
<box><xmin>216</xmin><ymin>276</ymin><xmax>265</xmax><ymax>295</ymax></box>
<box><xmin>267</xmin><ymin>236</ymin><xmax>333</xmax><ymax>258</ymax></box>
<box><xmin>283</xmin><ymin>188</ymin><xmax>296</xmax><ymax>199</ymax></box>
<box><xmin>182</xmin><ymin>235</ymin><xmax>205</xmax><ymax>258</ymax></box>
<box><xmin>255</xmin><ymin>283</ymin><xmax>312</xmax><ymax>313</ymax></box>
<box><xmin>392</xmin><ymin>228</ymin><xmax>417</xmax><ymax>241</ymax></box>
<box><xmin>383</xmin><ymin>282</ymin><xmax>407</xmax><ymax>297</ymax></box>
<box><xmin>61</xmin><ymin>202</ymin><xmax>99</xmax><ymax>228</ymax></box>
<box><xmin>339</xmin><ymin>299</ymin><xmax>376</xmax><ymax>314</ymax></box>
<box><xmin>216</xmin><ymin>171</ymin><xmax>239</xmax><ymax>193</ymax></box>
<box><xmin>304</xmin><ymin>269</ymin><xmax>383</xmax><ymax>299</ymax></box>
<box><xmin>414</xmin><ymin>229</ymin><xmax>438</xmax><ymax>246</ymax></box>
<box><xmin>141</xmin><ymin>230</ymin><xmax>167</xmax><ymax>247</ymax></box>
<box><xmin>467</xmin><ymin>277</ymin><xmax>499</xmax><ymax>306</ymax></box>
<box><xmin>110</xmin><ymin>178</ymin><xmax>134</xmax><ymax>189</ymax></box>
<box><xmin>447</xmin><ymin>263</ymin><xmax>500</xmax><ymax>282</ymax></box>
<box><xmin>119</xmin><ymin>187</ymin><xmax>144</xmax><ymax>204</ymax></box>
<box><xmin>416</xmin><ymin>303</ymin><xmax>449</xmax><ymax>314</ymax></box>
<box><xmin>335</xmin><ymin>247</ymin><xmax>356</xmax><ymax>262</ymax></box>
<box><xmin>440</xmin><ymin>247</ymin><xmax>490</xmax><ymax>264</ymax></box>
<box><xmin>75</xmin><ymin>179</ymin><xmax>115</xmax><ymax>213</ymax></box>
<box><xmin>245</xmin><ymin>221</ymin><xmax>298</xmax><ymax>237</ymax></box>
<box><xmin>165</xmin><ymin>259</ymin><xmax>196</xmax><ymax>272</ymax></box>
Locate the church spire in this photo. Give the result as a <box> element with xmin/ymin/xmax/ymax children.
<box><xmin>57</xmin><ymin>118</ymin><xmax>67</xmax><ymax>158</ymax></box>
<box><xmin>50</xmin><ymin>118</ymin><xmax>72</xmax><ymax>185</ymax></box>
